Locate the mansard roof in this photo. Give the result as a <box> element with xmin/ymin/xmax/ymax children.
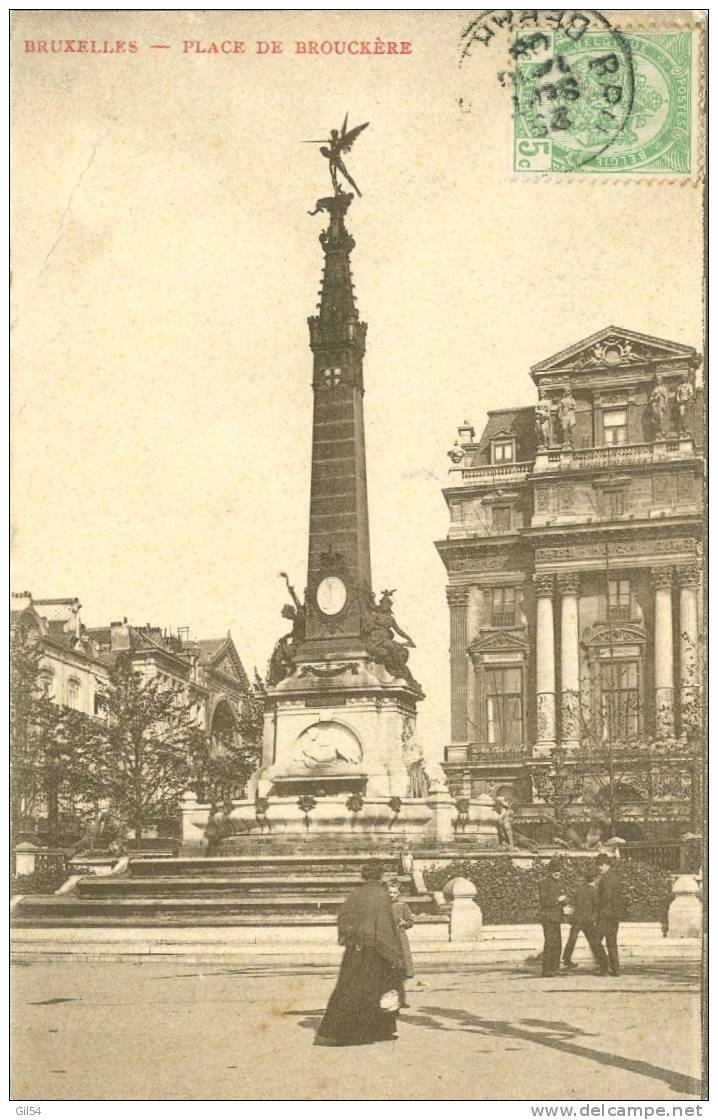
<box><xmin>84</xmin><ymin>621</ymin><xmax>250</xmax><ymax>688</ymax></box>
<box><xmin>467</xmin><ymin>406</ymin><xmax>536</xmax><ymax>467</ymax></box>
<box><xmin>530</xmin><ymin>326</ymin><xmax>701</xmax><ymax>384</ymax></box>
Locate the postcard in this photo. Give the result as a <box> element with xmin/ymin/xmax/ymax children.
<box><xmin>10</xmin><ymin>9</ymin><xmax>706</xmax><ymax>1103</ymax></box>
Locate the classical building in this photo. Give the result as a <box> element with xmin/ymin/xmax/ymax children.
<box><xmin>437</xmin><ymin>327</ymin><xmax>704</xmax><ymax>838</ymax></box>
<box><xmin>11</xmin><ymin>592</ymin><xmax>252</xmax><ymax>750</ymax></box>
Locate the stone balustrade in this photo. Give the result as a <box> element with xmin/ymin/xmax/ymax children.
<box><xmin>533</xmin><ymin>438</ymin><xmax>697</xmax><ymax>474</ymax></box>
<box><xmin>456</xmin><ymin>462</ymin><xmax>532</xmax><ymax>485</ymax></box>
<box><xmin>451</xmin><ymin>439</ymin><xmax>697</xmax><ymax>487</ymax></box>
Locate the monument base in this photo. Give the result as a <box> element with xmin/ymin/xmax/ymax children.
<box><xmin>256</xmin><ymin>654</ymin><xmax>424</xmax><ymax>799</ymax></box>
<box><xmin>179</xmin><ymin>792</ymin><xmax>502</xmax><ymax>851</ymax></box>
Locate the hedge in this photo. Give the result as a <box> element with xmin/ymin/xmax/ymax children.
<box><xmin>11</xmin><ymin>868</ymin><xmax>70</xmax><ymax>896</ymax></box>
<box><xmin>423</xmin><ymin>856</ymin><xmax>674</xmax><ymax>926</ymax></box>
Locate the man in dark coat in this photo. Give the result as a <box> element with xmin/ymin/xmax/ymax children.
<box><xmin>538</xmin><ymin>858</ymin><xmax>568</xmax><ymax>977</ymax></box>
<box><xmin>595</xmin><ymin>853</ymin><xmax>624</xmax><ymax>976</ymax></box>
<box><xmin>562</xmin><ymin>867</ymin><xmax>602</xmax><ymax>969</ymax></box>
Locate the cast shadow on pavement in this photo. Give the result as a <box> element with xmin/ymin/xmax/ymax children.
<box><xmin>398</xmin><ymin>1005</ymin><xmax>701</xmax><ymax>1098</ymax></box>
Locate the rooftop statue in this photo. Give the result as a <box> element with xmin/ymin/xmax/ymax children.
<box><xmin>535</xmin><ymin>389</ymin><xmax>552</xmax><ymax>448</ymax></box>
<box><xmin>675</xmin><ymin>372</ymin><xmax>695</xmax><ymax>435</ymax></box>
<box><xmin>304</xmin><ymin>113</ymin><xmax>369</xmax><ymax>197</ymax></box>
<box><xmin>557</xmin><ymin>386</ymin><xmax>576</xmax><ymax>446</ymax></box>
<box><xmin>650</xmin><ymin>373</ymin><xmax>669</xmax><ymax>437</ymax></box>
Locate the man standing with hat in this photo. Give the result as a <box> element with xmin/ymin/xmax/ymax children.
<box><xmin>538</xmin><ymin>857</ymin><xmax>568</xmax><ymax>977</ymax></box>
<box><xmin>595</xmin><ymin>853</ymin><xmax>624</xmax><ymax>976</ymax></box>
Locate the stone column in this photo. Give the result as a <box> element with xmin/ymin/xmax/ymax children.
<box><xmin>652</xmin><ymin>566</ymin><xmax>675</xmax><ymax>739</ymax></box>
<box><xmin>447</xmin><ymin>586</ymin><xmax>470</xmax><ymax>743</ymax></box>
<box><xmin>558</xmin><ymin>573</ymin><xmax>581</xmax><ymax>749</ymax></box>
<box><xmin>534</xmin><ymin>573</ymin><xmax>556</xmax><ymax>755</ymax></box>
<box><xmin>677</xmin><ymin>564</ymin><xmax>700</xmax><ymax>737</ymax></box>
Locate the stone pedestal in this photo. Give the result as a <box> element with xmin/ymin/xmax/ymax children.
<box><xmin>14</xmin><ymin>843</ymin><xmax>39</xmax><ymax>876</ymax></box>
<box><xmin>667</xmin><ymin>874</ymin><xmax>702</xmax><ymax>939</ymax></box>
<box><xmin>259</xmin><ymin>655</ymin><xmax>422</xmax><ymax>799</ymax></box>
<box><xmin>426</xmin><ymin>784</ymin><xmax>455</xmax><ymax>843</ymax></box>
<box><xmin>444</xmin><ymin>877</ymin><xmax>482</xmax><ymax>941</ymax></box>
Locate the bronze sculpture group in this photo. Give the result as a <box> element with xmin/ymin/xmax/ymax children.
<box><xmin>267</xmin><ymin>575</ymin><xmax>419</xmax><ymax>690</ymax></box>
<box><xmin>360</xmin><ymin>588</ymin><xmax>419</xmax><ymax>689</ymax></box>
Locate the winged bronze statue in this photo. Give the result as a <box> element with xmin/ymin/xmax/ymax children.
<box><xmin>304</xmin><ymin>114</ymin><xmax>369</xmax><ymax>196</ymax></box>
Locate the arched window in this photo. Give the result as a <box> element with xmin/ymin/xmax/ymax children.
<box><xmin>66</xmin><ymin>678</ymin><xmax>81</xmax><ymax>710</ymax></box>
<box><xmin>38</xmin><ymin>671</ymin><xmax>54</xmax><ymax>699</ymax></box>
<box><xmin>210</xmin><ymin>699</ymin><xmax>237</xmax><ymax>753</ymax></box>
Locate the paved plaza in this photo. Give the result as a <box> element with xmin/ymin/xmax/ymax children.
<box><xmin>12</xmin><ymin>958</ymin><xmax>703</xmax><ymax>1101</ymax></box>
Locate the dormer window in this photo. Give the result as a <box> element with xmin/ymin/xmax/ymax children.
<box><xmin>492</xmin><ymin>439</ymin><xmax>515</xmax><ymax>464</ymax></box>
<box><xmin>602</xmin><ymin>408</ymin><xmax>628</xmax><ymax>445</ymax></box>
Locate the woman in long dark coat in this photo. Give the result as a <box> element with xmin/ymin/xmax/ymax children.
<box><xmin>316</xmin><ymin>863</ymin><xmax>406</xmax><ymax>1046</ymax></box>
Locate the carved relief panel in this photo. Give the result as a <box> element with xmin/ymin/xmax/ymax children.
<box><xmin>652</xmin><ymin>472</ymin><xmax>677</xmax><ymax>507</ymax></box>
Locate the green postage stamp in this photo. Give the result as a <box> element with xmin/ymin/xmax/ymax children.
<box><xmin>513</xmin><ymin>31</ymin><xmax>694</xmax><ymax>175</ymax></box>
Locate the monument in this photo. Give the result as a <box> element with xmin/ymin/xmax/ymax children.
<box><xmin>180</xmin><ymin>118</ymin><xmax>499</xmax><ymax>846</ymax></box>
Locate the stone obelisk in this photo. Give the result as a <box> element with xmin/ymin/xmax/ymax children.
<box><xmin>257</xmin><ymin>167</ymin><xmax>423</xmax><ymax>802</ymax></box>
<box><xmin>303</xmin><ymin>192</ymin><xmax>372</xmax><ymax>659</ymax></box>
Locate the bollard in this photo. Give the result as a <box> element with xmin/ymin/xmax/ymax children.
<box><xmin>444</xmin><ymin>876</ymin><xmax>483</xmax><ymax>942</ymax></box>
<box><xmin>667</xmin><ymin>873</ymin><xmax>702</xmax><ymax>939</ymax></box>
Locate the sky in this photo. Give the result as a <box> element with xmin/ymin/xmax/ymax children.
<box><xmin>11</xmin><ymin>11</ymin><xmax>704</xmax><ymax>764</ymax></box>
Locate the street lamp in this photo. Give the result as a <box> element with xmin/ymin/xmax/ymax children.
<box><xmin>533</xmin><ymin>746</ymin><xmax>585</xmax><ymax>828</ymax></box>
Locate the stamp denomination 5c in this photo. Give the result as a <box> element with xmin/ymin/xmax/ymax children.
<box><xmin>514</xmin><ymin>30</ymin><xmax>694</xmax><ymax>176</ymax></box>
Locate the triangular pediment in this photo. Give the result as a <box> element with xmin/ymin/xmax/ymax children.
<box><xmin>469</xmin><ymin>628</ymin><xmax>529</xmax><ymax>654</ymax></box>
<box><xmin>205</xmin><ymin>634</ymin><xmax>250</xmax><ymax>690</ymax></box>
<box><xmin>531</xmin><ymin>326</ymin><xmax>699</xmax><ymax>380</ymax></box>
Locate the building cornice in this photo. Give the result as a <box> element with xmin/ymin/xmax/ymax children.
<box><xmin>40</xmin><ymin>635</ymin><xmax>109</xmax><ymax>673</ymax></box>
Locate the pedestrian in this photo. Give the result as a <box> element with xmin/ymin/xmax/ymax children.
<box><xmin>538</xmin><ymin>857</ymin><xmax>568</xmax><ymax>977</ymax></box>
<box><xmin>202</xmin><ymin>802</ymin><xmax>221</xmax><ymax>857</ymax></box>
<box><xmin>595</xmin><ymin>853</ymin><xmax>623</xmax><ymax>976</ymax></box>
<box><xmin>316</xmin><ymin>862</ymin><xmax>406</xmax><ymax>1046</ymax></box>
<box><xmin>386</xmin><ymin>876</ymin><xmax>414</xmax><ymax>1006</ymax></box>
<box><xmin>562</xmin><ymin>866</ymin><xmax>602</xmax><ymax>969</ymax></box>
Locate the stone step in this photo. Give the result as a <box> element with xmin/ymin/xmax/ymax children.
<box><xmin>9</xmin><ymin>924</ymin><xmax>699</xmax><ymax>963</ymax></box>
<box><xmin>77</xmin><ymin>873</ymin><xmax>413</xmax><ymax>898</ymax></box>
<box><xmin>10</xmin><ymin>911</ymin><xmax>449</xmax><ymax>930</ymax></box>
<box><xmin>129</xmin><ymin>854</ymin><xmax>406</xmax><ymax>878</ymax></box>
<box><xmin>13</xmin><ymin>892</ymin><xmax>437</xmax><ymax>922</ymax></box>
<box><xmin>9</xmin><ymin>904</ymin><xmax>448</xmax><ymax>931</ymax></box>
<box><xmin>480</xmin><ymin>923</ymin><xmax>669</xmax><ymax>945</ymax></box>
